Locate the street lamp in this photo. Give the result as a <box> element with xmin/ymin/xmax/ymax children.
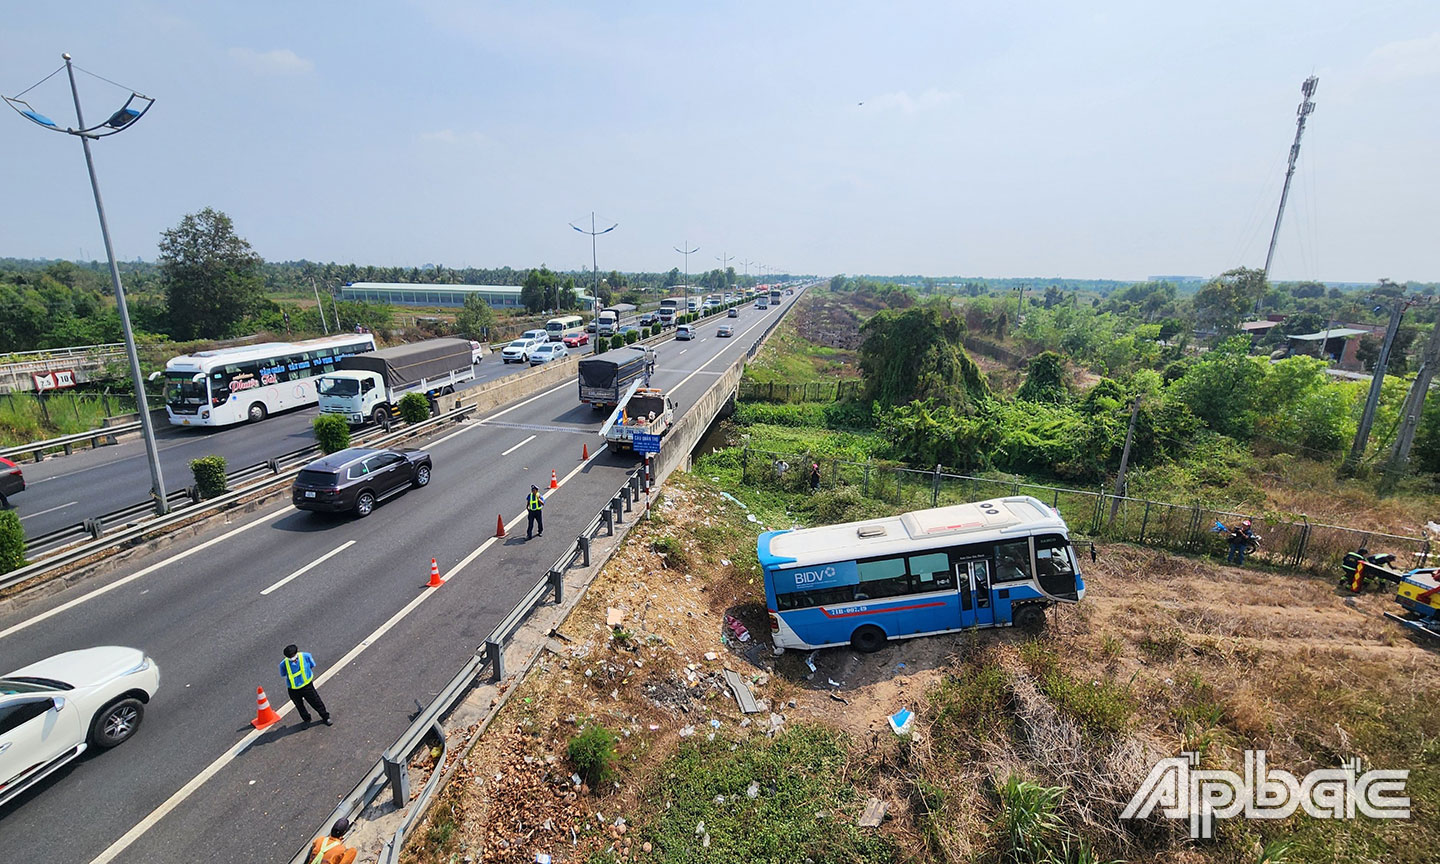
<box><xmin>570</xmin><ymin>212</ymin><xmax>616</xmax><ymax>352</ymax></box>
<box><xmin>5</xmin><ymin>54</ymin><xmax>169</xmax><ymax>513</ymax></box>
<box><xmin>715</xmin><ymin>252</ymin><xmax>733</xmax><ymax>293</ymax></box>
<box><xmin>674</xmin><ymin>242</ymin><xmax>698</xmax><ymax>312</ymax></box>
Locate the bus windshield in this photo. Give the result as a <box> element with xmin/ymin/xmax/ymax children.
<box><xmin>317</xmin><ymin>377</ymin><xmax>359</xmax><ymax>397</ymax></box>
<box><xmin>165</xmin><ymin>372</ymin><xmax>209</xmax><ymax>406</ymax></box>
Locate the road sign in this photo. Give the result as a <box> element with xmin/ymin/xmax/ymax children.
<box><xmin>33</xmin><ymin>369</ymin><xmax>77</xmax><ymax>392</ymax></box>
<box><xmin>632</xmin><ymin>432</ymin><xmax>662</xmax><ymax>453</ymax></box>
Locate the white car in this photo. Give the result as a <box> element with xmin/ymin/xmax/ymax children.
<box><xmin>520</xmin><ymin>329</ymin><xmax>549</xmax><ymax>342</ymax></box>
<box><xmin>676</xmin><ymin>324</ymin><xmax>695</xmax><ymax>341</ymax></box>
<box><xmin>529</xmin><ymin>343</ymin><xmax>569</xmax><ymax>365</ymax></box>
<box><xmin>1</xmin><ymin>646</ymin><xmax>160</xmax><ymax>808</ymax></box>
<box><xmin>501</xmin><ymin>337</ymin><xmax>546</xmax><ymax>364</ymax></box>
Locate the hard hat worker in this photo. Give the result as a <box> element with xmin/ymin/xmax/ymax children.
<box><xmin>281</xmin><ymin>644</ymin><xmax>332</xmax><ymax>726</ymax></box>
<box><xmin>308</xmin><ymin>818</ymin><xmax>357</xmax><ymax>864</ymax></box>
<box><xmin>526</xmin><ymin>484</ymin><xmax>545</xmax><ymax>540</ymax></box>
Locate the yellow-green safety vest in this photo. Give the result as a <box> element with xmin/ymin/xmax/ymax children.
<box><xmin>310</xmin><ymin>837</ymin><xmax>341</xmax><ymax>864</ymax></box>
<box><xmin>528</xmin><ymin>493</ymin><xmax>543</xmax><ymax>511</ymax></box>
<box><xmin>285</xmin><ymin>656</ymin><xmax>313</xmax><ymax>689</ymax></box>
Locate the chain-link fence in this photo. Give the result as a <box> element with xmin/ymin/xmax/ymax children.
<box><xmin>737</xmin><ymin>379</ymin><xmax>864</xmax><ymax>403</ymax></box>
<box><xmin>735</xmin><ymin>447</ymin><xmax>1432</xmax><ymax>576</ymax></box>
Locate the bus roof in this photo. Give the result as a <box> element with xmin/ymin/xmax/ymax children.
<box><xmin>168</xmin><ymin>334</ymin><xmax>375</xmax><ymax>368</ymax></box>
<box><xmin>760</xmin><ymin>496</ymin><xmax>1066</xmax><ymax>569</ymax></box>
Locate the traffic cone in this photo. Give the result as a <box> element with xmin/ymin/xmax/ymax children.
<box><xmin>582</xmin><ymin>443</ymin><xmax>589</xmax><ymax>460</ymax></box>
<box><xmin>495</xmin><ymin>514</ymin><xmax>506</xmax><ymax>538</ymax></box>
<box><xmin>549</xmin><ymin>469</ymin><xmax>559</xmax><ymax>489</ymax></box>
<box><xmin>427</xmin><ymin>557</ymin><xmax>443</xmax><ymax>588</ymax></box>
<box><xmin>251</xmin><ymin>687</ymin><xmax>282</xmax><ymax>731</ymax></box>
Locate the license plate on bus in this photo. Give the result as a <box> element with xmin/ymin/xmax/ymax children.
<box><xmin>305</xmin><ymin>491</ymin><xmax>316</xmax><ymax>498</ymax></box>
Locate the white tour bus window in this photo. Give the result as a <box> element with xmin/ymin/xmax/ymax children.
<box><xmin>856</xmin><ymin>557</ymin><xmax>908</xmax><ymax>600</ymax></box>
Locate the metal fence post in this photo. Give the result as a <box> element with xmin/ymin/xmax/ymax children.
<box><xmin>486</xmin><ymin>638</ymin><xmax>505</xmax><ymax>682</ymax></box>
<box><xmin>622</xmin><ymin>485</ymin><xmax>632</xmax><ymax>512</ymax></box>
<box><xmin>1138</xmin><ymin>500</ymin><xmax>1152</xmax><ymax>544</ymax></box>
<box><xmin>932</xmin><ymin>463</ymin><xmax>941</xmax><ymax>507</ymax></box>
<box><xmin>603</xmin><ymin>508</ymin><xmax>614</xmax><ymax>536</ymax></box>
<box><xmin>578</xmin><ymin>535</ymin><xmax>591</xmax><ymax>567</ymax></box>
<box><xmin>742</xmin><ymin>447</ymin><xmax>750</xmax><ymax>484</ymax></box>
<box><xmin>384</xmin><ymin>754</ymin><xmax>411</xmax><ymax>808</ymax></box>
<box><xmin>863</xmin><ymin>460</ymin><xmax>870</xmax><ymax>496</ymax></box>
<box><xmin>548</xmin><ymin>568</ymin><xmax>564</xmax><ymax>604</ymax></box>
<box><xmin>612</xmin><ymin>497</ymin><xmax>623</xmax><ymax>524</ymax></box>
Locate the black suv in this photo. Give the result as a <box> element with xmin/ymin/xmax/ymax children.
<box><xmin>292</xmin><ymin>447</ymin><xmax>432</xmax><ymax>517</ymax></box>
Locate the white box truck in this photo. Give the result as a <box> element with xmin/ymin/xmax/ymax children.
<box><xmin>317</xmin><ymin>338</ymin><xmax>475</xmax><ymax>426</ymax></box>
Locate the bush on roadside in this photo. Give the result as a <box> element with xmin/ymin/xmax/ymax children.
<box><xmin>189</xmin><ymin>455</ymin><xmax>227</xmax><ymax>499</ymax></box>
<box><xmin>650</xmin><ymin>324</ymin><xmax>661</xmax><ymax>337</ymax></box>
<box><xmin>313</xmin><ymin>414</ymin><xmax>351</xmax><ymax>453</ymax></box>
<box><xmin>624</xmin><ymin>330</ymin><xmax>640</xmax><ymax>345</ymax></box>
<box><xmin>567</xmin><ymin>724</ymin><xmax>619</xmax><ymax>787</ymax></box>
<box><xmin>0</xmin><ymin>510</ymin><xmax>27</xmax><ymax>574</ymax></box>
<box><xmin>610</xmin><ymin>335</ymin><xmax>625</xmax><ymax>351</ymax></box>
<box><xmin>398</xmin><ymin>392</ymin><xmax>431</xmax><ymax>424</ymax></box>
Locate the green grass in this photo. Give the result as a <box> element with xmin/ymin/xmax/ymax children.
<box><xmin>1019</xmin><ymin>641</ymin><xmax>1134</xmax><ymax>737</ymax></box>
<box><xmin>0</xmin><ymin>391</ymin><xmax>136</xmax><ymax>448</ymax></box>
<box><xmin>633</xmin><ymin>724</ymin><xmax>896</xmax><ymax>864</ymax></box>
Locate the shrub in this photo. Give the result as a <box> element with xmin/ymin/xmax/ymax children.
<box><xmin>189</xmin><ymin>455</ymin><xmax>227</xmax><ymax>499</ymax></box>
<box><xmin>610</xmin><ymin>335</ymin><xmax>625</xmax><ymax>351</ymax></box>
<box><xmin>650</xmin><ymin>324</ymin><xmax>661</xmax><ymax>337</ymax></box>
<box><xmin>567</xmin><ymin>724</ymin><xmax>619</xmax><ymax>787</ymax></box>
<box><xmin>624</xmin><ymin>330</ymin><xmax>640</xmax><ymax>344</ymax></box>
<box><xmin>313</xmin><ymin>414</ymin><xmax>351</xmax><ymax>453</ymax></box>
<box><xmin>651</xmin><ymin>535</ymin><xmax>689</xmax><ymax>568</ymax></box>
<box><xmin>398</xmin><ymin>392</ymin><xmax>431</xmax><ymax>424</ymax></box>
<box><xmin>0</xmin><ymin>510</ymin><xmax>26</xmax><ymax>574</ymax></box>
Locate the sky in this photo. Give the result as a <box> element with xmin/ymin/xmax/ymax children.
<box><xmin>2</xmin><ymin>2</ymin><xmax>1437</xmax><ymax>283</ymax></box>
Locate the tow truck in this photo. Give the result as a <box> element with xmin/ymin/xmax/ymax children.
<box><xmin>1339</xmin><ymin>549</ymin><xmax>1440</xmax><ymax>640</ymax></box>
<box><xmin>599</xmin><ymin>381</ymin><xmax>675</xmax><ymax>454</ymax></box>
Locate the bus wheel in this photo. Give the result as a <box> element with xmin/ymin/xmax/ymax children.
<box><xmin>247</xmin><ymin>403</ymin><xmax>267</xmax><ymax>423</ymax></box>
<box><xmin>1013</xmin><ymin>605</ymin><xmax>1047</xmax><ymax>633</ymax></box>
<box><xmin>850</xmin><ymin>625</ymin><xmax>887</xmax><ymax>654</ymax></box>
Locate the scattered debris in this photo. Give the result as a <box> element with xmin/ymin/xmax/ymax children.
<box><xmin>722</xmin><ymin>668</ymin><xmax>762</xmax><ymax>714</ymax></box>
<box><xmin>858</xmin><ymin>797</ymin><xmax>887</xmax><ymax>828</ymax></box>
<box><xmin>606</xmin><ymin>607</ymin><xmax>625</xmax><ymax>627</ymax></box>
<box><xmin>804</xmin><ymin>651</ymin><xmax>818</xmax><ymax>672</ymax></box>
<box><xmin>888</xmin><ymin>708</ymin><xmax>914</xmax><ymax>736</ymax></box>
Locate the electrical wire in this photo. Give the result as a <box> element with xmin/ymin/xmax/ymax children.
<box><xmin>74</xmin><ymin>64</ymin><xmax>145</xmax><ymax>96</ymax></box>
<box><xmin>13</xmin><ymin>63</ymin><xmax>65</xmax><ymax>98</ymax></box>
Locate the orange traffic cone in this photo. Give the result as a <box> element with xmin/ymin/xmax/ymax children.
<box><xmin>495</xmin><ymin>514</ymin><xmax>506</xmax><ymax>538</ymax></box>
<box><xmin>427</xmin><ymin>557</ymin><xmax>443</xmax><ymax>588</ymax></box>
<box><xmin>582</xmin><ymin>443</ymin><xmax>589</xmax><ymax>460</ymax></box>
<box><xmin>550</xmin><ymin>469</ymin><xmax>559</xmax><ymax>489</ymax></box>
<box><xmin>251</xmin><ymin>687</ymin><xmax>282</xmax><ymax>730</ymax></box>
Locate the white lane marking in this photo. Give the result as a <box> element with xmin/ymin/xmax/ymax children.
<box><xmin>678</xmin><ymin>349</ymin><xmax>688</xmax><ymax>355</ymax></box>
<box><xmin>500</xmin><ymin>434</ymin><xmax>537</xmax><ymax>457</ymax></box>
<box><xmin>669</xmin><ymin>305</ymin><xmax>778</xmax><ymax>395</ymax></box>
<box><xmin>428</xmin><ymin>380</ymin><xmax>572</xmax><ymax>449</ymax></box>
<box><xmin>85</xmin><ymin>444</ymin><xmax>608</xmax><ymax>864</ymax></box>
<box><xmin>18</xmin><ymin>501</ymin><xmax>77</xmax><ymax>521</ymax></box>
<box><xmin>259</xmin><ymin>541</ymin><xmax>356</xmax><ymax>596</ymax></box>
<box><xmin>0</xmin><ymin>506</ymin><xmax>292</xmax><ymax>643</ymax></box>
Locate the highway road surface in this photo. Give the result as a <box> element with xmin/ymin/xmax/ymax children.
<box><xmin>14</xmin><ymin>343</ymin><xmax>593</xmax><ymax>540</ymax></box>
<box><xmin>0</xmin><ymin>290</ymin><xmax>801</xmax><ymax>864</ymax></box>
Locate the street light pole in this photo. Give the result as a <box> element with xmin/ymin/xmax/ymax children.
<box><xmin>715</xmin><ymin>252</ymin><xmax>733</xmax><ymax>292</ymax></box>
<box><xmin>674</xmin><ymin>242</ymin><xmax>698</xmax><ymax>312</ymax></box>
<box><xmin>571</xmin><ymin>212</ymin><xmax>616</xmax><ymax>352</ymax></box>
<box><xmin>9</xmin><ymin>54</ymin><xmax>171</xmax><ymax>512</ymax></box>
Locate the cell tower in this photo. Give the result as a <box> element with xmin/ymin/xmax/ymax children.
<box><xmin>1262</xmin><ymin>76</ymin><xmax>1319</xmax><ymax>278</ymax></box>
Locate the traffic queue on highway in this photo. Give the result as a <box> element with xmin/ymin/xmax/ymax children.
<box><xmin>0</xmin><ymin>284</ymin><xmax>802</xmax><ymax>851</ymax></box>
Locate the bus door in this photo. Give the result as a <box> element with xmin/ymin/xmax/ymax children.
<box><xmin>955</xmin><ymin>558</ymin><xmax>995</xmax><ymax>628</ymax></box>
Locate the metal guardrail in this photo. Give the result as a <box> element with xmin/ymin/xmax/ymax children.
<box><xmin>4</xmin><ymin>406</ymin><xmax>475</xmax><ymax>592</ymax></box>
<box><xmin>0</xmin><ymin>342</ymin><xmax>126</xmax><ymax>363</ymax></box>
<box><xmin>0</xmin><ymin>421</ymin><xmax>141</xmax><ymax>462</ymax></box>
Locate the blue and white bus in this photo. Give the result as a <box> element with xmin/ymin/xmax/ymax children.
<box><xmin>758</xmin><ymin>496</ymin><xmax>1085</xmax><ymax>653</ymax></box>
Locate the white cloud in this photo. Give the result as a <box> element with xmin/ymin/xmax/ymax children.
<box><xmin>1361</xmin><ymin>32</ymin><xmax>1440</xmax><ymax>84</ymax></box>
<box><xmin>867</xmin><ymin>88</ymin><xmax>959</xmax><ymax>114</ymax></box>
<box><xmin>417</xmin><ymin>129</ymin><xmax>491</xmax><ymax>148</ymax></box>
<box><xmin>229</xmin><ymin>47</ymin><xmax>314</xmax><ymax>76</ymax></box>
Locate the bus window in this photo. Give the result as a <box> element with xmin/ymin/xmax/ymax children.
<box><xmin>993</xmin><ymin>540</ymin><xmax>1032</xmax><ymax>583</ymax></box>
<box><xmin>1035</xmin><ymin>535</ymin><xmax>1080</xmax><ymax>598</ymax></box>
<box><xmin>972</xmin><ymin>559</ymin><xmax>991</xmax><ymax>607</ymax></box>
<box><xmin>908</xmin><ymin>552</ymin><xmax>952</xmax><ymax>589</ymax></box>
<box><xmin>856</xmin><ymin>557</ymin><xmax>908</xmax><ymax>600</ymax></box>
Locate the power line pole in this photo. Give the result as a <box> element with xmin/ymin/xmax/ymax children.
<box><xmin>1381</xmin><ymin>318</ymin><xmax>1440</xmax><ymax>491</ymax></box>
<box><xmin>1343</xmin><ymin>297</ymin><xmax>1407</xmax><ymax>476</ymax></box>
<box><xmin>1258</xmin><ymin>76</ymin><xmax>1318</xmax><ymax>311</ymax></box>
<box><xmin>571</xmin><ymin>212</ymin><xmax>617</xmax><ymax>352</ymax></box>
<box><xmin>1108</xmin><ymin>396</ymin><xmax>1142</xmax><ymax>527</ymax></box>
<box><xmin>674</xmin><ymin>242</ymin><xmax>698</xmax><ymax>311</ymax></box>
<box><xmin>311</xmin><ymin>278</ymin><xmax>329</xmax><ymax>334</ymax></box>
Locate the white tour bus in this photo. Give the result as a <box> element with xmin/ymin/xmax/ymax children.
<box><xmin>546</xmin><ymin>315</ymin><xmax>585</xmax><ymax>342</ymax></box>
<box><xmin>161</xmin><ymin>334</ymin><xmax>376</xmax><ymax>427</ymax></box>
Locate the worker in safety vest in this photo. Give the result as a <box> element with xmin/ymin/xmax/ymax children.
<box><xmin>281</xmin><ymin>644</ymin><xmax>331</xmax><ymax>726</ymax></box>
<box><xmin>308</xmin><ymin>818</ymin><xmax>357</xmax><ymax>864</ymax></box>
<box><xmin>526</xmin><ymin>484</ymin><xmax>545</xmax><ymax>540</ymax></box>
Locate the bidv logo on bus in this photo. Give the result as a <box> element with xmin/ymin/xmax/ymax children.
<box><xmin>1122</xmin><ymin>750</ymin><xmax>1409</xmax><ymax>839</ymax></box>
<box><xmin>780</xmin><ymin>561</ymin><xmax>857</xmax><ymax>593</ymax></box>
